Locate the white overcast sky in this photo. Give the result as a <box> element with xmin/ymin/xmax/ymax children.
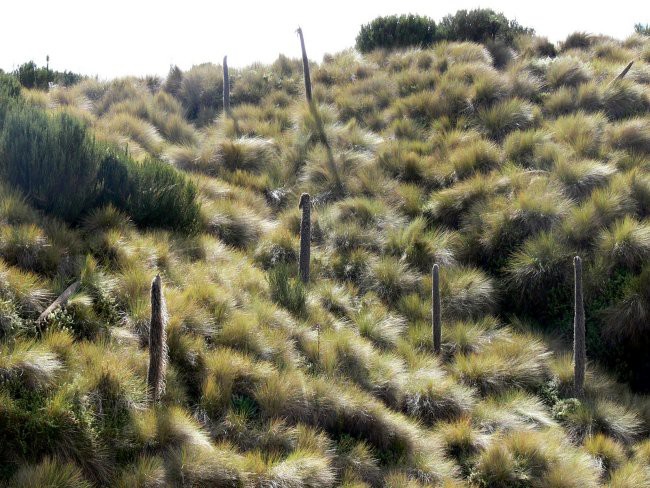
<box><xmin>0</xmin><ymin>0</ymin><xmax>647</xmax><ymax>79</ymax></box>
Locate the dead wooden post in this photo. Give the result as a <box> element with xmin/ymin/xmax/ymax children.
<box><xmin>573</xmin><ymin>256</ymin><xmax>586</xmax><ymax>399</ymax></box>
<box><xmin>147</xmin><ymin>274</ymin><xmax>168</xmax><ymax>403</ymax></box>
<box><xmin>299</xmin><ymin>193</ymin><xmax>311</xmax><ymax>283</ymax></box>
<box><xmin>297</xmin><ymin>27</ymin><xmax>312</xmax><ymax>103</ymax></box>
<box><xmin>432</xmin><ymin>264</ymin><xmax>442</xmax><ymax>355</ymax></box>
<box><xmin>223</xmin><ymin>55</ymin><xmax>231</xmax><ymax>115</ymax></box>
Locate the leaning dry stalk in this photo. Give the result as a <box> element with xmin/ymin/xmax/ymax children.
<box><xmin>573</xmin><ymin>256</ymin><xmax>586</xmax><ymax>398</ymax></box>
<box><xmin>296</xmin><ymin>27</ymin><xmax>342</xmax><ymax>194</ymax></box>
<box><xmin>605</xmin><ymin>61</ymin><xmax>634</xmax><ymax>91</ymax></box>
<box><xmin>147</xmin><ymin>274</ymin><xmax>168</xmax><ymax>403</ymax></box>
<box><xmin>432</xmin><ymin>264</ymin><xmax>442</xmax><ymax>355</ymax></box>
<box><xmin>38</xmin><ymin>280</ymin><xmax>80</xmax><ymax>324</ymax></box>
<box><xmin>614</xmin><ymin>61</ymin><xmax>634</xmax><ymax>82</ymax></box>
<box><xmin>223</xmin><ymin>55</ymin><xmax>231</xmax><ymax>115</ymax></box>
<box><xmin>299</xmin><ymin>193</ymin><xmax>311</xmax><ymax>283</ymax></box>
<box><xmin>297</xmin><ymin>27</ymin><xmax>312</xmax><ymax>103</ymax></box>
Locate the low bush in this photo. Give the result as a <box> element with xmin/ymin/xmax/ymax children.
<box><xmin>356</xmin><ymin>14</ymin><xmax>437</xmax><ymax>53</ymax></box>
<box><xmin>0</xmin><ymin>104</ymin><xmax>100</xmax><ymax>221</ymax></box>
<box><xmin>97</xmin><ymin>149</ymin><xmax>202</xmax><ymax>233</ymax></box>
<box><xmin>438</xmin><ymin>8</ymin><xmax>533</xmax><ymax>45</ymax></box>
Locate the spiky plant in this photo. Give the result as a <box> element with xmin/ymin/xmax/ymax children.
<box><xmin>573</xmin><ymin>256</ymin><xmax>586</xmax><ymax>399</ymax></box>
<box><xmin>432</xmin><ymin>264</ymin><xmax>442</xmax><ymax>355</ymax></box>
<box><xmin>299</xmin><ymin>193</ymin><xmax>311</xmax><ymax>283</ymax></box>
<box><xmin>147</xmin><ymin>274</ymin><xmax>167</xmax><ymax>403</ymax></box>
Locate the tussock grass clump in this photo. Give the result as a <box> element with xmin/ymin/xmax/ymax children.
<box><xmin>254</xmin><ymin>228</ymin><xmax>299</xmax><ymax>269</ymax></box>
<box><xmin>214</xmin><ymin>137</ymin><xmax>278</xmax><ymax>173</ymax></box>
<box><xmin>403</xmin><ymin>370</ymin><xmax>476</xmax><ymax>424</ymax></box>
<box><xmin>583</xmin><ymin>433</ymin><xmax>626</xmax><ymax>476</ymax></box>
<box><xmin>0</xmin><ymin>340</ymin><xmax>63</xmax><ymax>390</ymax></box>
<box><xmin>203</xmin><ymin>199</ymin><xmax>265</xmax><ymax>248</ymax></box>
<box><xmin>384</xmin><ymin>217</ymin><xmax>457</xmax><ymax>272</ymax></box>
<box><xmin>475</xmin><ymin>98</ymin><xmax>536</xmax><ymax>140</ymax></box>
<box><xmin>607</xmin><ymin>117</ymin><xmax>650</xmax><ymax>155</ymax></box>
<box><xmin>0</xmin><ymin>224</ymin><xmax>51</xmax><ymax>273</ymax></box>
<box><xmin>8</xmin><ymin>458</ymin><xmax>92</xmax><ymax>488</ymax></box>
<box><xmin>554</xmin><ymin>159</ymin><xmax>616</xmax><ymax>200</ymax></box>
<box><xmin>548</xmin><ymin>111</ymin><xmax>607</xmax><ymax>158</ymax></box>
<box><xmin>102</xmin><ymin>112</ymin><xmax>164</xmax><ymax>156</ymax></box>
<box><xmin>449</xmin><ymin>138</ymin><xmax>502</xmax><ymax>179</ymax></box>
<box><xmin>469</xmin><ymin>429</ymin><xmax>601</xmax><ymax>488</ymax></box>
<box><xmin>602</xmin><ymin>80</ymin><xmax>649</xmax><ymax>120</ymax></box>
<box><xmin>439</xmin><ymin>266</ymin><xmax>496</xmax><ymax>320</ymax></box>
<box><xmin>453</xmin><ymin>333</ymin><xmax>550</xmax><ymax>395</ymax></box>
<box><xmin>506</xmin><ymin>231</ymin><xmax>571</xmax><ymax>313</ymax></box>
<box><xmin>353</xmin><ymin>305</ymin><xmax>406</xmax><ymax>348</ymax></box>
<box><xmin>598</xmin><ymin>216</ymin><xmax>650</xmax><ymax>271</ymax></box>
<box><xmin>546</xmin><ymin>57</ymin><xmax>592</xmax><ymax>88</ymax></box>
<box><xmin>364</xmin><ymin>256</ymin><xmax>420</xmax><ymax>302</ymax></box>
<box><xmin>602</xmin><ymin>263</ymin><xmax>650</xmax><ymax>340</ymax></box>
<box><xmin>559</xmin><ymin>399</ymin><xmax>644</xmax><ymax>444</ymax></box>
<box><xmin>424</xmin><ymin>174</ymin><xmax>494</xmax><ymax>227</ymax></box>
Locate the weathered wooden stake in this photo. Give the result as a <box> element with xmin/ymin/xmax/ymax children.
<box><xmin>573</xmin><ymin>256</ymin><xmax>586</xmax><ymax>399</ymax></box>
<box><xmin>297</xmin><ymin>27</ymin><xmax>312</xmax><ymax>103</ymax></box>
<box><xmin>432</xmin><ymin>264</ymin><xmax>442</xmax><ymax>355</ymax></box>
<box><xmin>299</xmin><ymin>193</ymin><xmax>311</xmax><ymax>283</ymax></box>
<box><xmin>147</xmin><ymin>274</ymin><xmax>168</xmax><ymax>403</ymax></box>
<box><xmin>223</xmin><ymin>55</ymin><xmax>231</xmax><ymax>115</ymax></box>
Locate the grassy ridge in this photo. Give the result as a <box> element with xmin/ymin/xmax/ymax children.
<box><xmin>0</xmin><ymin>29</ymin><xmax>649</xmax><ymax>486</ymax></box>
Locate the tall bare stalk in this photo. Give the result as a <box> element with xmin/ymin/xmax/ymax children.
<box><xmin>147</xmin><ymin>274</ymin><xmax>168</xmax><ymax>403</ymax></box>
<box><xmin>573</xmin><ymin>256</ymin><xmax>586</xmax><ymax>399</ymax></box>
<box><xmin>432</xmin><ymin>264</ymin><xmax>442</xmax><ymax>355</ymax></box>
<box><xmin>299</xmin><ymin>193</ymin><xmax>311</xmax><ymax>283</ymax></box>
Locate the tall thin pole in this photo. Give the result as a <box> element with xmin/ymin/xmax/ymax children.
<box><xmin>573</xmin><ymin>256</ymin><xmax>586</xmax><ymax>398</ymax></box>
<box><xmin>223</xmin><ymin>56</ymin><xmax>230</xmax><ymax>115</ymax></box>
<box><xmin>299</xmin><ymin>193</ymin><xmax>311</xmax><ymax>283</ymax></box>
<box><xmin>432</xmin><ymin>264</ymin><xmax>442</xmax><ymax>355</ymax></box>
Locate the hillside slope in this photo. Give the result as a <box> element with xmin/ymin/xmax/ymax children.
<box><xmin>1</xmin><ymin>31</ymin><xmax>650</xmax><ymax>486</ymax></box>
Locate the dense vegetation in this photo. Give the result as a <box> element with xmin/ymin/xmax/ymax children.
<box><xmin>14</xmin><ymin>60</ymin><xmax>83</xmax><ymax>90</ymax></box>
<box><xmin>1</xmin><ymin>17</ymin><xmax>650</xmax><ymax>487</ymax></box>
<box><xmin>356</xmin><ymin>9</ymin><xmax>534</xmax><ymax>53</ymax></box>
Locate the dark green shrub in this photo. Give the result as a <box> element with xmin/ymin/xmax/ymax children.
<box><xmin>634</xmin><ymin>23</ymin><xmax>650</xmax><ymax>36</ymax></box>
<box><xmin>97</xmin><ymin>149</ymin><xmax>202</xmax><ymax>233</ymax></box>
<box><xmin>0</xmin><ymin>73</ymin><xmax>21</xmax><ymax>130</ymax></box>
<box><xmin>14</xmin><ymin>61</ymin><xmax>82</xmax><ymax>90</ymax></box>
<box><xmin>356</xmin><ymin>14</ymin><xmax>437</xmax><ymax>53</ymax></box>
<box><xmin>0</xmin><ymin>104</ymin><xmax>100</xmax><ymax>221</ymax></box>
<box><xmin>438</xmin><ymin>8</ymin><xmax>533</xmax><ymax>46</ymax></box>
<box><xmin>0</xmin><ymin>73</ymin><xmax>21</xmax><ymax>100</ymax></box>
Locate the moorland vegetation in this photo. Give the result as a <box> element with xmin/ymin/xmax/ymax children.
<box><xmin>1</xmin><ymin>8</ymin><xmax>650</xmax><ymax>487</ymax></box>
